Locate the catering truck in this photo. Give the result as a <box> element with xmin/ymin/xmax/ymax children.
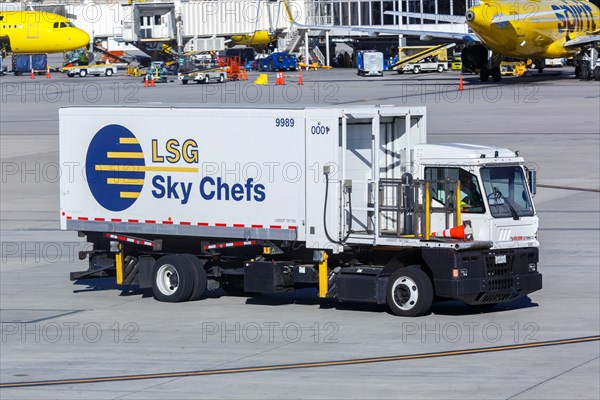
<box><xmin>60</xmin><ymin>106</ymin><xmax>542</xmax><ymax>316</ymax></box>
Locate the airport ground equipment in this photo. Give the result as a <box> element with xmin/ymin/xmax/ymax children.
<box><xmin>356</xmin><ymin>51</ymin><xmax>384</xmax><ymax>77</ymax></box>
<box><xmin>391</xmin><ymin>44</ymin><xmax>455</xmax><ymax>73</ymax></box>
<box><xmin>257</xmin><ymin>52</ymin><xmax>298</xmax><ymax>71</ymax></box>
<box><xmin>60</xmin><ymin>106</ymin><xmax>542</xmax><ymax>316</ymax></box>
<box><xmin>400</xmin><ymin>57</ymin><xmax>449</xmax><ymax>74</ymax></box>
<box><xmin>11</xmin><ymin>54</ymin><xmax>47</xmax><ymax>75</ymax></box>
<box><xmin>61</xmin><ymin>63</ymin><xmax>118</xmax><ymax>77</ymax></box>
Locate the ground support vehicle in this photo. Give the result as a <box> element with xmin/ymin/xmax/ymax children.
<box><xmin>11</xmin><ymin>54</ymin><xmax>47</xmax><ymax>75</ymax></box>
<box><xmin>62</xmin><ymin>63</ymin><xmax>117</xmax><ymax>77</ymax></box>
<box><xmin>177</xmin><ymin>68</ymin><xmax>226</xmax><ymax>84</ymax></box>
<box><xmin>401</xmin><ymin>59</ymin><xmax>448</xmax><ymax>74</ymax></box>
<box><xmin>257</xmin><ymin>52</ymin><xmax>298</xmax><ymax>71</ymax></box>
<box><xmin>61</xmin><ymin>106</ymin><xmax>542</xmax><ymax>317</ymax></box>
<box><xmin>356</xmin><ymin>50</ymin><xmax>384</xmax><ymax>76</ymax></box>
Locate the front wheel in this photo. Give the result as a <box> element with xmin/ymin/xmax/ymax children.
<box><xmin>594</xmin><ymin>67</ymin><xmax>600</xmax><ymax>82</ymax></box>
<box><xmin>413</xmin><ymin>66</ymin><xmax>421</xmax><ymax>74</ymax></box>
<box><xmin>204</xmin><ymin>75</ymin><xmax>210</xmax><ymax>84</ymax></box>
<box><xmin>480</xmin><ymin>66</ymin><xmax>490</xmax><ymax>82</ymax></box>
<box><xmin>79</xmin><ymin>69</ymin><xmax>87</xmax><ymax>77</ymax></box>
<box><xmin>491</xmin><ymin>66</ymin><xmax>501</xmax><ymax>82</ymax></box>
<box><xmin>386</xmin><ymin>266</ymin><xmax>433</xmax><ymax>317</ymax></box>
<box><xmin>437</xmin><ymin>65</ymin><xmax>444</xmax><ymax>73</ymax></box>
<box><xmin>218</xmin><ymin>74</ymin><xmax>225</xmax><ymax>83</ymax></box>
<box><xmin>581</xmin><ymin>61</ymin><xmax>591</xmax><ymax>80</ymax></box>
<box><xmin>151</xmin><ymin>255</ymin><xmax>194</xmax><ymax>302</ymax></box>
<box><xmin>105</xmin><ymin>68</ymin><xmax>113</xmax><ymax>77</ymax></box>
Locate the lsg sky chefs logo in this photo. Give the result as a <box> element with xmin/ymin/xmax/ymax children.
<box><xmin>85</xmin><ymin>125</ymin><xmax>146</xmax><ymax>212</ymax></box>
<box><xmin>86</xmin><ymin>125</ymin><xmax>266</xmax><ymax>211</ymax></box>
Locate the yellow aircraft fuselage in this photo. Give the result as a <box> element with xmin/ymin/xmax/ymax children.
<box><xmin>0</xmin><ymin>11</ymin><xmax>90</xmax><ymax>53</ymax></box>
<box><xmin>467</xmin><ymin>0</ymin><xmax>600</xmax><ymax>59</ymax></box>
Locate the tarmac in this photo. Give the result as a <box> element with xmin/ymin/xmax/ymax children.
<box><xmin>0</xmin><ymin>67</ymin><xmax>599</xmax><ymax>399</ymax></box>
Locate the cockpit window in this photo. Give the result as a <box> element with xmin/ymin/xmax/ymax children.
<box><xmin>53</xmin><ymin>22</ymin><xmax>59</xmax><ymax>28</ymax></box>
<box><xmin>60</xmin><ymin>22</ymin><xmax>67</xmax><ymax>28</ymax></box>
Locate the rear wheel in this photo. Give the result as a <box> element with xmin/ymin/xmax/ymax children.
<box><xmin>105</xmin><ymin>68</ymin><xmax>113</xmax><ymax>77</ymax></box>
<box><xmin>151</xmin><ymin>255</ymin><xmax>194</xmax><ymax>302</ymax></box>
<box><xmin>386</xmin><ymin>266</ymin><xmax>433</xmax><ymax>317</ymax></box>
<box><xmin>218</xmin><ymin>74</ymin><xmax>225</xmax><ymax>83</ymax></box>
<box><xmin>581</xmin><ymin>61</ymin><xmax>591</xmax><ymax>80</ymax></box>
<box><xmin>179</xmin><ymin>254</ymin><xmax>207</xmax><ymax>301</ymax></box>
<box><xmin>204</xmin><ymin>75</ymin><xmax>210</xmax><ymax>84</ymax></box>
<box><xmin>437</xmin><ymin>65</ymin><xmax>444</xmax><ymax>73</ymax></box>
<box><xmin>594</xmin><ymin>66</ymin><xmax>600</xmax><ymax>81</ymax></box>
<box><xmin>79</xmin><ymin>69</ymin><xmax>87</xmax><ymax>77</ymax></box>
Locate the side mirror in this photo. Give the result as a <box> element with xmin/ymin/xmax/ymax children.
<box><xmin>527</xmin><ymin>169</ymin><xmax>537</xmax><ymax>196</ymax></box>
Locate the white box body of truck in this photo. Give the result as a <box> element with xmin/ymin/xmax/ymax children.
<box><xmin>60</xmin><ymin>106</ymin><xmax>542</xmax><ymax>316</ymax></box>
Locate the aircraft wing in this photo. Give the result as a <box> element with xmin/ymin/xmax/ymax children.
<box><xmin>564</xmin><ymin>35</ymin><xmax>600</xmax><ymax>48</ymax></box>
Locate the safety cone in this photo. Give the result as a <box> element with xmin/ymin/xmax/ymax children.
<box><xmin>458</xmin><ymin>76</ymin><xmax>464</xmax><ymax>91</ymax></box>
<box><xmin>297</xmin><ymin>70</ymin><xmax>303</xmax><ymax>85</ymax></box>
<box><xmin>150</xmin><ymin>75</ymin><xmax>155</xmax><ymax>87</ymax></box>
<box><xmin>30</xmin><ymin>69</ymin><xmax>35</xmax><ymax>79</ymax></box>
<box><xmin>275</xmin><ymin>72</ymin><xmax>281</xmax><ymax>85</ymax></box>
<box><xmin>242</xmin><ymin>68</ymin><xmax>248</xmax><ymax>81</ymax></box>
<box><xmin>431</xmin><ymin>220</ymin><xmax>473</xmax><ymax>241</ymax></box>
<box><xmin>46</xmin><ymin>66</ymin><xmax>51</xmax><ymax>79</ymax></box>
<box><xmin>144</xmin><ymin>75</ymin><xmax>149</xmax><ymax>87</ymax></box>
<box><xmin>280</xmin><ymin>71</ymin><xmax>285</xmax><ymax>85</ymax></box>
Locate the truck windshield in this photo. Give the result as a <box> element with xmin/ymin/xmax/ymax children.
<box><xmin>481</xmin><ymin>166</ymin><xmax>534</xmax><ymax>219</ymax></box>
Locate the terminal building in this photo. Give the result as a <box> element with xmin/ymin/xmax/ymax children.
<box><xmin>10</xmin><ymin>0</ymin><xmax>477</xmax><ymax>64</ymax></box>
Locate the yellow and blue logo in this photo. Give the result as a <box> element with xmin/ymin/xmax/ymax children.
<box><xmin>86</xmin><ymin>124</ymin><xmax>145</xmax><ymax>211</ymax></box>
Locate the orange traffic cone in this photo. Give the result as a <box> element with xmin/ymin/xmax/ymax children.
<box><xmin>459</xmin><ymin>76</ymin><xmax>464</xmax><ymax>91</ymax></box>
<box><xmin>431</xmin><ymin>220</ymin><xmax>473</xmax><ymax>241</ymax></box>
<box><xmin>150</xmin><ymin>75</ymin><xmax>155</xmax><ymax>87</ymax></box>
<box><xmin>46</xmin><ymin>66</ymin><xmax>51</xmax><ymax>79</ymax></box>
<box><xmin>242</xmin><ymin>68</ymin><xmax>248</xmax><ymax>80</ymax></box>
<box><xmin>30</xmin><ymin>69</ymin><xmax>35</xmax><ymax>79</ymax></box>
<box><xmin>280</xmin><ymin>71</ymin><xmax>285</xmax><ymax>85</ymax></box>
<box><xmin>275</xmin><ymin>72</ymin><xmax>280</xmax><ymax>85</ymax></box>
<box><xmin>297</xmin><ymin>70</ymin><xmax>303</xmax><ymax>85</ymax></box>
<box><xmin>144</xmin><ymin>75</ymin><xmax>149</xmax><ymax>87</ymax></box>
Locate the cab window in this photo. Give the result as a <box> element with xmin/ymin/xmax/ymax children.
<box><xmin>425</xmin><ymin>167</ymin><xmax>485</xmax><ymax>213</ymax></box>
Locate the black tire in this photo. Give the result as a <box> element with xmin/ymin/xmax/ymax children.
<box><xmin>386</xmin><ymin>266</ymin><xmax>433</xmax><ymax>317</ymax></box>
<box><xmin>413</xmin><ymin>66</ymin><xmax>420</xmax><ymax>74</ymax></box>
<box><xmin>67</xmin><ymin>73</ymin><xmax>74</xmax><ymax>78</ymax></box>
<box><xmin>437</xmin><ymin>65</ymin><xmax>444</xmax><ymax>73</ymax></box>
<box><xmin>594</xmin><ymin>67</ymin><xmax>600</xmax><ymax>81</ymax></box>
<box><xmin>204</xmin><ymin>75</ymin><xmax>210</xmax><ymax>84</ymax></box>
<box><xmin>151</xmin><ymin>255</ymin><xmax>194</xmax><ymax>302</ymax></box>
<box><xmin>491</xmin><ymin>66</ymin><xmax>501</xmax><ymax>82</ymax></box>
<box><xmin>581</xmin><ymin>62</ymin><xmax>591</xmax><ymax>80</ymax></box>
<box><xmin>182</xmin><ymin>79</ymin><xmax>188</xmax><ymax>85</ymax></box>
<box><xmin>179</xmin><ymin>254</ymin><xmax>207</xmax><ymax>301</ymax></box>
<box><xmin>575</xmin><ymin>66</ymin><xmax>581</xmax><ymax>78</ymax></box>
<box><xmin>218</xmin><ymin>74</ymin><xmax>224</xmax><ymax>83</ymax></box>
<box><xmin>480</xmin><ymin>66</ymin><xmax>490</xmax><ymax>82</ymax></box>
<box><xmin>105</xmin><ymin>69</ymin><xmax>113</xmax><ymax>77</ymax></box>
<box><xmin>79</xmin><ymin>69</ymin><xmax>87</xmax><ymax>77</ymax></box>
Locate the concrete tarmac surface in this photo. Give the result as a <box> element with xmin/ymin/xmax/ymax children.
<box><xmin>1</xmin><ymin>68</ymin><xmax>599</xmax><ymax>399</ymax></box>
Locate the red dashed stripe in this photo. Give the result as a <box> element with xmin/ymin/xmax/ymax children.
<box><xmin>203</xmin><ymin>240</ymin><xmax>257</xmax><ymax>251</ymax></box>
<box><xmin>65</xmin><ymin>217</ymin><xmax>297</xmax><ymax>230</ymax></box>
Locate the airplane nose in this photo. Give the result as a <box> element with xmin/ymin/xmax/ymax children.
<box><xmin>76</xmin><ymin>29</ymin><xmax>91</xmax><ymax>49</ymax></box>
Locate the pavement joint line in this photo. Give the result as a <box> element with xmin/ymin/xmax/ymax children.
<box><xmin>536</xmin><ymin>184</ymin><xmax>600</xmax><ymax>193</ymax></box>
<box><xmin>1</xmin><ymin>335</ymin><xmax>598</xmax><ymax>389</ymax></box>
<box><xmin>504</xmin><ymin>355</ymin><xmax>600</xmax><ymax>400</ymax></box>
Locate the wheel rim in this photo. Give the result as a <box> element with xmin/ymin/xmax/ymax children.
<box><xmin>156</xmin><ymin>264</ymin><xmax>179</xmax><ymax>295</ymax></box>
<box><xmin>392</xmin><ymin>276</ymin><xmax>419</xmax><ymax>310</ymax></box>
